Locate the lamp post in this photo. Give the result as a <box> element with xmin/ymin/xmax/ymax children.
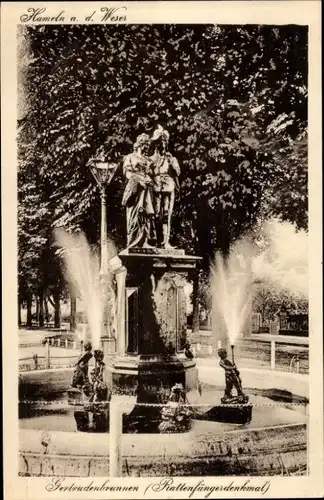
<box><xmin>89</xmin><ymin>156</ymin><xmax>118</xmax><ymax>349</ymax></box>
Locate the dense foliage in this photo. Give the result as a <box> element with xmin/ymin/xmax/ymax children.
<box><xmin>18</xmin><ymin>24</ymin><xmax>308</xmax><ymax>323</ymax></box>
<box><xmin>252</xmin><ymin>280</ymin><xmax>308</xmax><ymax>323</ymax></box>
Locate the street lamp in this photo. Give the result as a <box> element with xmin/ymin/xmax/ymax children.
<box><xmin>89</xmin><ymin>156</ymin><xmax>118</xmax><ymax>344</ymax></box>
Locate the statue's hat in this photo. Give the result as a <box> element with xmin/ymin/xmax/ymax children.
<box><xmin>152</xmin><ymin>124</ymin><xmax>170</xmax><ymax>142</ymax></box>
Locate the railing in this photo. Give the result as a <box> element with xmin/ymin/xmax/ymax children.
<box><xmin>189</xmin><ymin>335</ymin><xmax>309</xmax><ymax>374</ymax></box>
<box><xmin>19</xmin><ymin>355</ymin><xmax>79</xmax><ymax>371</ymax></box>
<box><xmin>19</xmin><ymin>338</ymin><xmax>80</xmax><ymax>349</ymax></box>
<box><xmin>19</xmin><ymin>340</ymin><xmax>80</xmax><ymax>371</ymax></box>
<box><xmin>19</xmin><ymin>334</ymin><xmax>309</xmax><ymax>374</ymax></box>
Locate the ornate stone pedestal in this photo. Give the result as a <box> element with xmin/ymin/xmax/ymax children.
<box><xmin>104</xmin><ymin>248</ymin><xmax>201</xmax><ymax>431</ymax></box>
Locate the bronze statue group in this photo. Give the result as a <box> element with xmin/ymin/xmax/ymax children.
<box><xmin>70</xmin><ymin>343</ymin><xmax>109</xmax><ymax>432</ymax></box>
<box><xmin>71</xmin><ymin>342</ymin><xmax>108</xmax><ymax>402</ymax></box>
<box><xmin>70</xmin><ymin>341</ymin><xmax>248</xmax><ymax>432</ymax></box>
<box><xmin>68</xmin><ymin>123</ymin><xmax>248</xmax><ymax>430</ymax></box>
<box><xmin>122</xmin><ymin>125</ymin><xmax>180</xmax><ymax>249</ymax></box>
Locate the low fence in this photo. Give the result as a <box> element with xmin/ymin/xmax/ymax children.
<box><xmin>235</xmin><ymin>338</ymin><xmax>309</xmax><ymax>374</ymax></box>
<box><xmin>19</xmin><ymin>355</ymin><xmax>79</xmax><ymax>372</ymax></box>
<box><xmin>19</xmin><ymin>334</ymin><xmax>309</xmax><ymax>375</ymax></box>
<box><xmin>19</xmin><ymin>340</ymin><xmax>81</xmax><ymax>372</ymax></box>
<box><xmin>189</xmin><ymin>335</ymin><xmax>309</xmax><ymax>374</ymax></box>
<box><xmin>19</xmin><ymin>338</ymin><xmax>80</xmax><ymax>349</ymax></box>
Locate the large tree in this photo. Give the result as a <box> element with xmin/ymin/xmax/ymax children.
<box><xmin>18</xmin><ymin>132</ymin><xmax>67</xmax><ymax>327</ymax></box>
<box><xmin>252</xmin><ymin>279</ymin><xmax>308</xmax><ymax>324</ymax></box>
<box><xmin>18</xmin><ymin>24</ymin><xmax>308</xmax><ymax>327</ymax></box>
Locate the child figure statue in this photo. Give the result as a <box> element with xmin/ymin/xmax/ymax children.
<box><xmin>184</xmin><ymin>341</ymin><xmax>194</xmax><ymax>360</ymax></box>
<box><xmin>71</xmin><ymin>341</ymin><xmax>93</xmax><ymax>390</ymax></box>
<box><xmin>217</xmin><ymin>348</ymin><xmax>249</xmax><ymax>404</ymax></box>
<box><xmin>90</xmin><ymin>350</ymin><xmax>108</xmax><ymax>402</ymax></box>
<box><xmin>87</xmin><ymin>350</ymin><xmax>109</xmax><ymax>432</ymax></box>
<box><xmin>158</xmin><ymin>383</ymin><xmax>192</xmax><ymax>433</ymax></box>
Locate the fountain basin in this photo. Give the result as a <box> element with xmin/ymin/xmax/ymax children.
<box><xmin>19</xmin><ymin>420</ymin><xmax>307</xmax><ymax>477</ymax></box>
<box><xmin>19</xmin><ymin>366</ymin><xmax>308</xmax><ymax>476</ymax></box>
<box><xmin>19</xmin><ymin>368</ymin><xmax>74</xmax><ymax>401</ymax></box>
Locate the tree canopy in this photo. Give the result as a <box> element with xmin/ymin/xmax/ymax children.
<box><xmin>18</xmin><ymin>23</ymin><xmax>308</xmax><ymax>308</ymax></box>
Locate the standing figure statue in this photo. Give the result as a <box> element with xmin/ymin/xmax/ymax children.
<box><xmin>151</xmin><ymin>125</ymin><xmax>180</xmax><ymax>248</ymax></box>
<box><xmin>122</xmin><ymin>134</ymin><xmax>155</xmax><ymax>248</ymax></box>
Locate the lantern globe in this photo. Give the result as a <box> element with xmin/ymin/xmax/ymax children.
<box><xmin>89</xmin><ymin>160</ymin><xmax>118</xmax><ymax>188</ymax></box>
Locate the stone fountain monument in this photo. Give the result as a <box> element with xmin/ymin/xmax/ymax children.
<box><xmin>68</xmin><ymin>126</ymin><xmax>251</xmax><ymax>432</ymax></box>
<box><xmin>18</xmin><ymin>133</ymin><xmax>307</xmax><ymax>475</ymax></box>
<box><xmin>102</xmin><ymin>127</ymin><xmax>200</xmax><ymax>431</ymax></box>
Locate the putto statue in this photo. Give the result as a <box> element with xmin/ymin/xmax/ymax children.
<box><xmin>151</xmin><ymin>125</ymin><xmax>180</xmax><ymax>249</ymax></box>
<box><xmin>69</xmin><ymin>347</ymin><xmax>110</xmax><ymax>433</ymax></box>
<box><xmin>90</xmin><ymin>350</ymin><xmax>108</xmax><ymax>402</ymax></box>
<box><xmin>71</xmin><ymin>341</ymin><xmax>93</xmax><ymax>391</ymax></box>
<box><xmin>217</xmin><ymin>348</ymin><xmax>249</xmax><ymax>404</ymax></box>
<box><xmin>122</xmin><ymin>133</ymin><xmax>155</xmax><ymax>248</ymax></box>
<box><xmin>158</xmin><ymin>383</ymin><xmax>192</xmax><ymax>433</ymax></box>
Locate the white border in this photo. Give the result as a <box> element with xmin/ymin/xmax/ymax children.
<box><xmin>1</xmin><ymin>1</ymin><xmax>323</xmax><ymax>499</ymax></box>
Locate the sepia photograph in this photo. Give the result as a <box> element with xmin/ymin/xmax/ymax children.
<box><xmin>1</xmin><ymin>1</ymin><xmax>323</xmax><ymax>498</ymax></box>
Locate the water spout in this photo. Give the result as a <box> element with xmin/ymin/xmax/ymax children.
<box><xmin>54</xmin><ymin>229</ymin><xmax>116</xmax><ymax>350</ymax></box>
<box><xmin>211</xmin><ymin>239</ymin><xmax>254</xmax><ymax>346</ymax></box>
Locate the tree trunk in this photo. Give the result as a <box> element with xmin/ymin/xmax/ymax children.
<box><xmin>44</xmin><ymin>297</ymin><xmax>50</xmax><ymax>325</ymax></box>
<box><xmin>54</xmin><ymin>292</ymin><xmax>61</xmax><ymax>328</ymax></box>
<box><xmin>39</xmin><ymin>291</ymin><xmax>45</xmax><ymax>328</ymax></box>
<box><xmin>18</xmin><ymin>294</ymin><xmax>22</xmax><ymax>327</ymax></box>
<box><xmin>261</xmin><ymin>305</ymin><xmax>266</xmax><ymax>325</ymax></box>
<box><xmin>26</xmin><ymin>296</ymin><xmax>32</xmax><ymax>327</ymax></box>
<box><xmin>36</xmin><ymin>297</ymin><xmax>40</xmax><ymax>325</ymax></box>
<box><xmin>70</xmin><ymin>294</ymin><xmax>77</xmax><ymax>332</ymax></box>
<box><xmin>206</xmin><ymin>310</ymin><xmax>212</xmax><ymax>328</ymax></box>
<box><xmin>192</xmin><ymin>272</ymin><xmax>200</xmax><ymax>334</ymax></box>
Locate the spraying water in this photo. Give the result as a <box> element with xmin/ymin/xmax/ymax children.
<box><xmin>211</xmin><ymin>220</ymin><xmax>308</xmax><ymax>346</ymax></box>
<box><xmin>211</xmin><ymin>239</ymin><xmax>255</xmax><ymax>346</ymax></box>
<box><xmin>54</xmin><ymin>229</ymin><xmax>116</xmax><ymax>350</ymax></box>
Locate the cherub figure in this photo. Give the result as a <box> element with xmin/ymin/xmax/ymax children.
<box><xmin>218</xmin><ymin>348</ymin><xmax>248</xmax><ymax>404</ymax></box>
<box><xmin>158</xmin><ymin>383</ymin><xmax>192</xmax><ymax>433</ymax></box>
<box><xmin>90</xmin><ymin>350</ymin><xmax>108</xmax><ymax>402</ymax></box>
<box><xmin>184</xmin><ymin>341</ymin><xmax>194</xmax><ymax>360</ymax></box>
<box><xmin>71</xmin><ymin>341</ymin><xmax>92</xmax><ymax>389</ymax></box>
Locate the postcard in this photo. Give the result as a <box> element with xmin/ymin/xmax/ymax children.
<box><xmin>1</xmin><ymin>1</ymin><xmax>323</xmax><ymax>499</ymax></box>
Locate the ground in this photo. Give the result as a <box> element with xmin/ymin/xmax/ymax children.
<box><xmin>19</xmin><ymin>327</ymin><xmax>309</xmax><ymax>373</ymax></box>
<box><xmin>18</xmin><ymin>327</ymin><xmax>308</xmax><ymax>477</ymax></box>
